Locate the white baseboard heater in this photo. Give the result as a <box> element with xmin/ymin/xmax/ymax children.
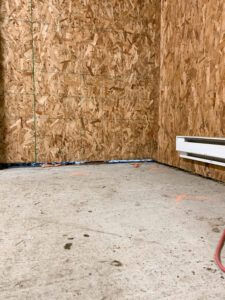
<box><xmin>176</xmin><ymin>136</ymin><xmax>225</xmax><ymax>167</ymax></box>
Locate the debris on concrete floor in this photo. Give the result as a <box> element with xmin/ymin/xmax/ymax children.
<box><xmin>130</xmin><ymin>163</ymin><xmax>140</xmax><ymax>168</ymax></box>
<box><xmin>42</xmin><ymin>163</ymin><xmax>63</xmax><ymax>168</ymax></box>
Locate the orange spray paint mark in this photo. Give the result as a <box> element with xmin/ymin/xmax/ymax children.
<box><xmin>190</xmin><ymin>195</ymin><xmax>208</xmax><ymax>200</ymax></box>
<box><xmin>150</xmin><ymin>167</ymin><xmax>160</xmax><ymax>170</ymax></box>
<box><xmin>70</xmin><ymin>172</ymin><xmax>88</xmax><ymax>176</ymax></box>
<box><xmin>174</xmin><ymin>194</ymin><xmax>189</xmax><ymax>203</ymax></box>
<box><xmin>174</xmin><ymin>194</ymin><xmax>209</xmax><ymax>203</ymax></box>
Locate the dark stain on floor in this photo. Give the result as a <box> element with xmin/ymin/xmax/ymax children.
<box><xmin>111</xmin><ymin>260</ymin><xmax>123</xmax><ymax>267</ymax></box>
<box><xmin>64</xmin><ymin>243</ymin><xmax>73</xmax><ymax>250</ymax></box>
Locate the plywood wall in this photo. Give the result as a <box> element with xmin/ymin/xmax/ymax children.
<box><xmin>0</xmin><ymin>0</ymin><xmax>160</xmax><ymax>163</ymax></box>
<box><xmin>0</xmin><ymin>10</ymin><xmax>35</xmax><ymax>163</ymax></box>
<box><xmin>1</xmin><ymin>0</ymin><xmax>224</xmax><ymax>182</ymax></box>
<box><xmin>158</xmin><ymin>0</ymin><xmax>225</xmax><ymax>182</ymax></box>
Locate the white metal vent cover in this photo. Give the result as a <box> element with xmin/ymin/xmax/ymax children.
<box><xmin>176</xmin><ymin>136</ymin><xmax>225</xmax><ymax>167</ymax></box>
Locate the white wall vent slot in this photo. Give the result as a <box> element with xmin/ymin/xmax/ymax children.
<box><xmin>176</xmin><ymin>136</ymin><xmax>225</xmax><ymax>167</ymax></box>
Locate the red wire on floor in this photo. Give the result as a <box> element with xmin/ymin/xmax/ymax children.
<box><xmin>215</xmin><ymin>229</ymin><xmax>225</xmax><ymax>272</ymax></box>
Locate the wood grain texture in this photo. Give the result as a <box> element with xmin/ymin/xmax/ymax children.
<box><xmin>36</xmin><ymin>118</ymin><xmax>81</xmax><ymax>162</ymax></box>
<box><xmin>1</xmin><ymin>19</ymin><xmax>32</xmax><ymax>71</ymax></box>
<box><xmin>0</xmin><ymin>0</ymin><xmax>30</xmax><ymax>21</ymax></box>
<box><xmin>32</xmin><ymin>0</ymin><xmax>157</xmax><ymax>34</ymax></box>
<box><xmin>158</xmin><ymin>0</ymin><xmax>225</xmax><ymax>182</ymax></box>
<box><xmin>0</xmin><ymin>0</ymin><xmax>224</xmax><ymax>184</ymax></box>
<box><xmin>0</xmin><ymin>16</ymin><xmax>34</xmax><ymax>163</ymax></box>
<box><xmin>0</xmin><ymin>116</ymin><xmax>35</xmax><ymax>163</ymax></box>
<box><xmin>0</xmin><ymin>0</ymin><xmax>160</xmax><ymax>163</ymax></box>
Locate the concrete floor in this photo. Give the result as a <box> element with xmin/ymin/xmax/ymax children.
<box><xmin>0</xmin><ymin>162</ymin><xmax>225</xmax><ymax>299</ymax></box>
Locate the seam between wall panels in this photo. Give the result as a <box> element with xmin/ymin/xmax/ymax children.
<box><xmin>30</xmin><ymin>0</ymin><xmax>37</xmax><ymax>163</ymax></box>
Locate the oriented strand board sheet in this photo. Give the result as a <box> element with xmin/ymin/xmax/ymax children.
<box><xmin>33</xmin><ymin>23</ymin><xmax>82</xmax><ymax>73</ymax></box>
<box><xmin>32</xmin><ymin>0</ymin><xmax>157</xmax><ymax>33</ymax></box>
<box><xmin>121</xmin><ymin>119</ymin><xmax>155</xmax><ymax>159</ymax></box>
<box><xmin>0</xmin><ymin>0</ymin><xmax>30</xmax><ymax>21</ymax></box>
<box><xmin>0</xmin><ymin>16</ymin><xmax>34</xmax><ymax>163</ymax></box>
<box><xmin>0</xmin><ymin>94</ymin><xmax>35</xmax><ymax>163</ymax></box>
<box><xmin>0</xmin><ymin>19</ymin><xmax>32</xmax><ymax>71</ymax></box>
<box><xmin>158</xmin><ymin>0</ymin><xmax>225</xmax><ymax>182</ymax></box>
<box><xmin>0</xmin><ymin>0</ymin><xmax>160</xmax><ymax>163</ymax></box>
<box><xmin>36</xmin><ymin>118</ymin><xmax>81</xmax><ymax>162</ymax></box>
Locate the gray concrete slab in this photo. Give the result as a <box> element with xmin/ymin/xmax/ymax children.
<box><xmin>0</xmin><ymin>162</ymin><xmax>225</xmax><ymax>299</ymax></box>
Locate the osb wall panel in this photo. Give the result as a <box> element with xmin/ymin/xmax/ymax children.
<box><xmin>0</xmin><ymin>0</ymin><xmax>30</xmax><ymax>21</ymax></box>
<box><xmin>0</xmin><ymin>0</ymin><xmax>160</xmax><ymax>163</ymax></box>
<box><xmin>0</xmin><ymin>14</ymin><xmax>35</xmax><ymax>163</ymax></box>
<box><xmin>32</xmin><ymin>0</ymin><xmax>160</xmax><ymax>163</ymax></box>
<box><xmin>158</xmin><ymin>0</ymin><xmax>225</xmax><ymax>182</ymax></box>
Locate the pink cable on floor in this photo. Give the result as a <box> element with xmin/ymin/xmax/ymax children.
<box><xmin>215</xmin><ymin>229</ymin><xmax>225</xmax><ymax>272</ymax></box>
